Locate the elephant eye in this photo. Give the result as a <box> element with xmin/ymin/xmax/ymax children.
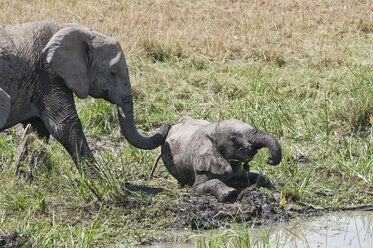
<box><xmin>229</xmin><ymin>135</ymin><xmax>236</xmax><ymax>142</ymax></box>
<box><xmin>110</xmin><ymin>71</ymin><xmax>116</xmax><ymax>77</ymax></box>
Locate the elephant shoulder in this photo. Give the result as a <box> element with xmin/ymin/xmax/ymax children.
<box><xmin>0</xmin><ymin>20</ymin><xmax>62</xmax><ymax>53</ymax></box>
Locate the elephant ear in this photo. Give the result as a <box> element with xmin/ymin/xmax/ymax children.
<box><xmin>194</xmin><ymin>132</ymin><xmax>233</xmax><ymax>176</ymax></box>
<box><xmin>0</xmin><ymin>88</ymin><xmax>10</xmax><ymax>129</ymax></box>
<box><xmin>42</xmin><ymin>27</ymin><xmax>92</xmax><ymax>99</ymax></box>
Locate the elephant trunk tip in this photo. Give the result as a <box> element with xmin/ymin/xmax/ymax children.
<box><xmin>267</xmin><ymin>157</ymin><xmax>280</xmax><ymax>166</ymax></box>
<box><xmin>158</xmin><ymin>123</ymin><xmax>171</xmax><ymax>138</ymax></box>
<box><xmin>249</xmin><ymin>129</ymin><xmax>282</xmax><ymax>166</ymax></box>
<box><xmin>267</xmin><ymin>146</ymin><xmax>282</xmax><ymax>166</ymax></box>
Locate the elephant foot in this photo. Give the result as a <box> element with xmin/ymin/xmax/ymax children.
<box><xmin>194</xmin><ymin>178</ymin><xmax>238</xmax><ymax>203</ymax></box>
<box><xmin>15</xmin><ymin>124</ymin><xmax>47</xmax><ymax>182</ymax></box>
<box><xmin>77</xmin><ymin>159</ymin><xmax>101</xmax><ymax>180</ymax></box>
<box><xmin>247</xmin><ymin>170</ymin><xmax>274</xmax><ymax>189</ymax></box>
<box><xmin>217</xmin><ymin>187</ymin><xmax>238</xmax><ymax>203</ymax></box>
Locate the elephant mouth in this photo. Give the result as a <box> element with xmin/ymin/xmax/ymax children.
<box><xmin>228</xmin><ymin>160</ymin><xmax>250</xmax><ymax>171</ymax></box>
<box><xmin>233</xmin><ymin>147</ymin><xmax>257</xmax><ymax>163</ymax></box>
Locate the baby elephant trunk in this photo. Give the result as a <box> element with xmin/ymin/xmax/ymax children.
<box><xmin>248</xmin><ymin>129</ymin><xmax>282</xmax><ymax>165</ymax></box>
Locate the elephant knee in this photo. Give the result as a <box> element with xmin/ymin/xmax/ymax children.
<box><xmin>248</xmin><ymin>171</ymin><xmax>274</xmax><ymax>189</ymax></box>
<box><xmin>212</xmin><ymin>183</ymin><xmax>237</xmax><ymax>202</ymax></box>
<box><xmin>193</xmin><ymin>182</ymin><xmax>206</xmax><ymax>194</ymax></box>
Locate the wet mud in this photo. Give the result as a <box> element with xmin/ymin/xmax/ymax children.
<box><xmin>123</xmin><ymin>185</ymin><xmax>320</xmax><ymax>231</ymax></box>
<box><xmin>166</xmin><ymin>186</ymin><xmax>319</xmax><ymax>230</ymax></box>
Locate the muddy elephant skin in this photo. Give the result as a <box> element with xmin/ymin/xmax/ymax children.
<box><xmin>161</xmin><ymin>116</ymin><xmax>282</xmax><ymax>202</ymax></box>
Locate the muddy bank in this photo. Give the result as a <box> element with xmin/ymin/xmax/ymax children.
<box><xmin>166</xmin><ymin>187</ymin><xmax>319</xmax><ymax>230</ymax></box>
<box><xmin>123</xmin><ymin>185</ymin><xmax>320</xmax><ymax>231</ymax></box>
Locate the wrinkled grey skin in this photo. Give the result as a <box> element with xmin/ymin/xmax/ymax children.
<box><xmin>0</xmin><ymin>88</ymin><xmax>10</xmax><ymax>129</ymax></box>
<box><xmin>161</xmin><ymin>116</ymin><xmax>282</xmax><ymax>202</ymax></box>
<box><xmin>0</xmin><ymin>20</ymin><xmax>170</xmax><ymax>175</ymax></box>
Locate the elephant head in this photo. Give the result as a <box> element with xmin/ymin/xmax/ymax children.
<box><xmin>42</xmin><ymin>25</ymin><xmax>169</xmax><ymax>149</ymax></box>
<box><xmin>211</xmin><ymin>119</ymin><xmax>282</xmax><ymax>166</ymax></box>
<box><xmin>0</xmin><ymin>88</ymin><xmax>10</xmax><ymax>129</ymax></box>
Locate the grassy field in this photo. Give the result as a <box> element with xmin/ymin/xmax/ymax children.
<box><xmin>0</xmin><ymin>0</ymin><xmax>372</xmax><ymax>247</ymax></box>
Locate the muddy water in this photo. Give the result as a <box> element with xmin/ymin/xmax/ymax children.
<box><xmin>273</xmin><ymin>211</ymin><xmax>373</xmax><ymax>248</ymax></box>
<box><xmin>142</xmin><ymin>211</ymin><xmax>373</xmax><ymax>248</ymax></box>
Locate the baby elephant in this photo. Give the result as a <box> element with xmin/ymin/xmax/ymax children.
<box><xmin>153</xmin><ymin>116</ymin><xmax>282</xmax><ymax>202</ymax></box>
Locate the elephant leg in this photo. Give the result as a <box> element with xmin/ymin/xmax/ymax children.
<box><xmin>15</xmin><ymin>124</ymin><xmax>47</xmax><ymax>182</ymax></box>
<box><xmin>247</xmin><ymin>169</ymin><xmax>274</xmax><ymax>189</ymax></box>
<box><xmin>23</xmin><ymin>117</ymin><xmax>50</xmax><ymax>141</ymax></box>
<box><xmin>193</xmin><ymin>176</ymin><xmax>238</xmax><ymax>202</ymax></box>
<box><xmin>40</xmin><ymin>104</ymin><xmax>99</xmax><ymax>176</ymax></box>
<box><xmin>36</xmin><ymin>80</ymin><xmax>99</xmax><ymax>177</ymax></box>
<box><xmin>16</xmin><ymin>118</ymin><xmax>49</xmax><ymax>179</ymax></box>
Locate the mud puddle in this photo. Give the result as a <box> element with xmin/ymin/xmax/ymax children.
<box><xmin>140</xmin><ymin>211</ymin><xmax>373</xmax><ymax>248</ymax></box>
<box><xmin>272</xmin><ymin>211</ymin><xmax>373</xmax><ymax>248</ymax></box>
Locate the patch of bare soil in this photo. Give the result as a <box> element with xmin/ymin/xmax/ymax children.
<box><xmin>352</xmin><ymin>112</ymin><xmax>372</xmax><ymax>137</ymax></box>
<box><xmin>0</xmin><ymin>231</ymin><xmax>30</xmax><ymax>248</ymax></box>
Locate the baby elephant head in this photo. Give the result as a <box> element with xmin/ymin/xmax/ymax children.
<box><xmin>213</xmin><ymin>119</ymin><xmax>282</xmax><ymax>166</ymax></box>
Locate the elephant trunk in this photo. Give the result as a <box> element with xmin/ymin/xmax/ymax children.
<box><xmin>248</xmin><ymin>129</ymin><xmax>282</xmax><ymax>165</ymax></box>
<box><xmin>118</xmin><ymin>96</ymin><xmax>170</xmax><ymax>150</ymax></box>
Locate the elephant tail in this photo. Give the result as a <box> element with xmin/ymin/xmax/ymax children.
<box><xmin>148</xmin><ymin>152</ymin><xmax>162</xmax><ymax>180</ymax></box>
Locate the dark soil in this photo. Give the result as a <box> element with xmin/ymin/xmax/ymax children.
<box><xmin>122</xmin><ymin>184</ymin><xmax>321</xmax><ymax>231</ymax></box>
<box><xmin>0</xmin><ymin>231</ymin><xmax>30</xmax><ymax>248</ymax></box>
<box><xmin>352</xmin><ymin>112</ymin><xmax>372</xmax><ymax>137</ymax></box>
<box><xmin>166</xmin><ymin>186</ymin><xmax>319</xmax><ymax>230</ymax></box>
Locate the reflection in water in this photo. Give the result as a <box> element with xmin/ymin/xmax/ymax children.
<box><xmin>273</xmin><ymin>211</ymin><xmax>373</xmax><ymax>248</ymax></box>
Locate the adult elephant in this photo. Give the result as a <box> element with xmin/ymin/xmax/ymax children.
<box><xmin>0</xmin><ymin>20</ymin><xmax>170</xmax><ymax>175</ymax></box>
<box><xmin>0</xmin><ymin>89</ymin><xmax>10</xmax><ymax>129</ymax></box>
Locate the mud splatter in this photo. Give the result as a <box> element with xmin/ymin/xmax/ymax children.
<box><xmin>164</xmin><ymin>187</ymin><xmax>319</xmax><ymax>230</ymax></box>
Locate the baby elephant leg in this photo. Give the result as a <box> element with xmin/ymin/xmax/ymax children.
<box><xmin>194</xmin><ymin>179</ymin><xmax>238</xmax><ymax>202</ymax></box>
<box><xmin>247</xmin><ymin>169</ymin><xmax>274</xmax><ymax>189</ymax></box>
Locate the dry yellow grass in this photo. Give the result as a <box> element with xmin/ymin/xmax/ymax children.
<box><xmin>0</xmin><ymin>0</ymin><xmax>372</xmax><ymax>66</ymax></box>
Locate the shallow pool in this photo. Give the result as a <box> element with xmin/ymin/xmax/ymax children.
<box><xmin>140</xmin><ymin>211</ymin><xmax>373</xmax><ymax>248</ymax></box>
<box><xmin>272</xmin><ymin>211</ymin><xmax>373</xmax><ymax>248</ymax></box>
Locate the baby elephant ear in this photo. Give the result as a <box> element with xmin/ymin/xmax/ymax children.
<box><xmin>43</xmin><ymin>27</ymin><xmax>91</xmax><ymax>99</ymax></box>
<box><xmin>0</xmin><ymin>88</ymin><xmax>10</xmax><ymax>129</ymax></box>
<box><xmin>195</xmin><ymin>136</ymin><xmax>233</xmax><ymax>176</ymax></box>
